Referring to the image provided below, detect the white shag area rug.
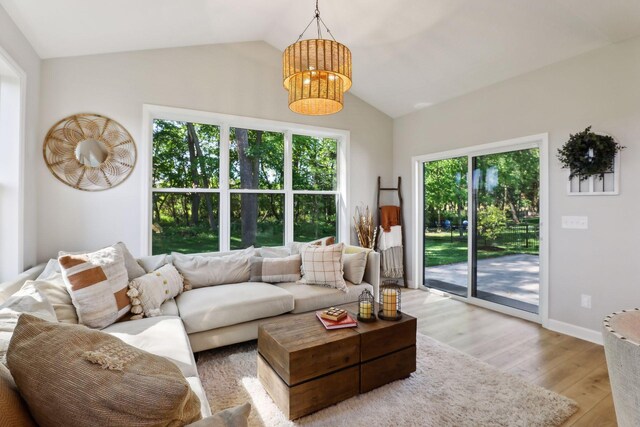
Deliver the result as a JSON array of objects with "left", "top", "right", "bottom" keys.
[{"left": 197, "top": 333, "right": 577, "bottom": 427}]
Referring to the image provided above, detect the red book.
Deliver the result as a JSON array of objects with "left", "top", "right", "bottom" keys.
[{"left": 316, "top": 311, "right": 357, "bottom": 330}]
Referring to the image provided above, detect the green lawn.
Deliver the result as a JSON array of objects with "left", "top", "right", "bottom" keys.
[
  {"left": 152, "top": 221, "right": 336, "bottom": 254},
  {"left": 152, "top": 224, "right": 220, "bottom": 255},
  {"left": 425, "top": 230, "right": 539, "bottom": 266}
]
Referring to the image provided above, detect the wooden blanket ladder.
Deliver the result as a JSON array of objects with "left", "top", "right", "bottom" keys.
[{"left": 375, "top": 176, "right": 408, "bottom": 287}]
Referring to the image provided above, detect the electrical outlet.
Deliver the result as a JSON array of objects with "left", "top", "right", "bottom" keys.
[
  {"left": 562, "top": 216, "right": 588, "bottom": 229},
  {"left": 581, "top": 294, "right": 592, "bottom": 309}
]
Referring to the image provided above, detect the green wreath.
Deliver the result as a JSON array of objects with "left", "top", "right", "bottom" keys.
[{"left": 557, "top": 126, "right": 624, "bottom": 181}]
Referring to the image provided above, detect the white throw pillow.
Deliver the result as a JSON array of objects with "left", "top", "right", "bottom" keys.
[
  {"left": 0, "top": 285, "right": 56, "bottom": 363},
  {"left": 23, "top": 276, "right": 78, "bottom": 324},
  {"left": 36, "top": 259, "right": 60, "bottom": 281},
  {"left": 299, "top": 243, "right": 347, "bottom": 292},
  {"left": 343, "top": 251, "right": 368, "bottom": 285},
  {"left": 171, "top": 247, "right": 255, "bottom": 288},
  {"left": 58, "top": 245, "right": 130, "bottom": 329},
  {"left": 137, "top": 253, "right": 171, "bottom": 273},
  {"left": 128, "top": 264, "right": 185, "bottom": 318},
  {"left": 113, "top": 242, "right": 147, "bottom": 280}
]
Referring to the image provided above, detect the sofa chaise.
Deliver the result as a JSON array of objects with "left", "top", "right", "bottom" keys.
[{"left": 0, "top": 244, "right": 380, "bottom": 420}]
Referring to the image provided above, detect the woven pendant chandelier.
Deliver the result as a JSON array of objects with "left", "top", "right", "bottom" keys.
[{"left": 283, "top": 0, "right": 352, "bottom": 115}]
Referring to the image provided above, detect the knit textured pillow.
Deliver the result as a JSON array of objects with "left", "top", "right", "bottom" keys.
[
  {"left": 298, "top": 243, "right": 347, "bottom": 292},
  {"left": 128, "top": 264, "right": 185, "bottom": 319},
  {"left": 0, "top": 363, "right": 36, "bottom": 427},
  {"left": 6, "top": 314, "right": 201, "bottom": 427},
  {"left": 249, "top": 255, "right": 301, "bottom": 283},
  {"left": 58, "top": 245, "right": 129, "bottom": 329}
]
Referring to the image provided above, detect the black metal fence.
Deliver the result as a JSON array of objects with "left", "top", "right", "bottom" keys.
[
  {"left": 434, "top": 222, "right": 539, "bottom": 251},
  {"left": 495, "top": 223, "right": 539, "bottom": 250}
]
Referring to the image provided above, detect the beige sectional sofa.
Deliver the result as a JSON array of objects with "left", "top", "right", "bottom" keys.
[{"left": 0, "top": 244, "right": 380, "bottom": 420}]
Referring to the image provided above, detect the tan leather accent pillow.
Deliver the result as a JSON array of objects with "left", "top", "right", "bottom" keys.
[
  {"left": 58, "top": 245, "right": 130, "bottom": 329},
  {"left": 6, "top": 314, "right": 202, "bottom": 427},
  {"left": 0, "top": 363, "right": 36, "bottom": 427}
]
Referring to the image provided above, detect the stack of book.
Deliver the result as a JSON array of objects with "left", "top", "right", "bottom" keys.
[{"left": 316, "top": 307, "right": 357, "bottom": 330}]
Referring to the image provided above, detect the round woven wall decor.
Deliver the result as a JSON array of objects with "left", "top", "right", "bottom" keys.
[{"left": 43, "top": 113, "right": 136, "bottom": 191}]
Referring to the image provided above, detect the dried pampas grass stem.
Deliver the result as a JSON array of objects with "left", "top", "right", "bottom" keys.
[{"left": 354, "top": 205, "right": 376, "bottom": 249}]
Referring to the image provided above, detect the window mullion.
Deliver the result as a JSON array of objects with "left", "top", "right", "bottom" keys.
[
  {"left": 338, "top": 135, "right": 350, "bottom": 244},
  {"left": 284, "top": 130, "right": 294, "bottom": 244},
  {"left": 219, "top": 123, "right": 231, "bottom": 251}
]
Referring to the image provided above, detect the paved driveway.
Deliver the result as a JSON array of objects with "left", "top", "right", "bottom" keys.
[{"left": 424, "top": 254, "right": 539, "bottom": 306}]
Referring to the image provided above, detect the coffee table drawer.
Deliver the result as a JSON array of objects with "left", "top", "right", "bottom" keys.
[
  {"left": 358, "top": 316, "right": 416, "bottom": 362},
  {"left": 258, "top": 354, "right": 360, "bottom": 420},
  {"left": 258, "top": 323, "right": 360, "bottom": 385},
  {"left": 360, "top": 345, "right": 416, "bottom": 393}
]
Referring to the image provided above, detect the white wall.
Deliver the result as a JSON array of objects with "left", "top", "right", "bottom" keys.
[
  {"left": 0, "top": 4, "right": 40, "bottom": 277},
  {"left": 37, "top": 42, "right": 393, "bottom": 260},
  {"left": 394, "top": 36, "right": 640, "bottom": 336}
]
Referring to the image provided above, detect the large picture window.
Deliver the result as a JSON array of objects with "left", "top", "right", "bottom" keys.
[{"left": 147, "top": 107, "right": 348, "bottom": 255}]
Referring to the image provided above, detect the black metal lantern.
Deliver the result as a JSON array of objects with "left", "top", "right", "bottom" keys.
[
  {"left": 357, "top": 289, "right": 376, "bottom": 322},
  {"left": 378, "top": 281, "right": 402, "bottom": 321}
]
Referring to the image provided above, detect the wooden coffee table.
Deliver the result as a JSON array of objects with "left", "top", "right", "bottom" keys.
[{"left": 257, "top": 303, "right": 416, "bottom": 420}]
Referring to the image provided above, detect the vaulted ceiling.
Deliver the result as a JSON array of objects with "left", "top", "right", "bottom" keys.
[{"left": 3, "top": 0, "right": 640, "bottom": 117}]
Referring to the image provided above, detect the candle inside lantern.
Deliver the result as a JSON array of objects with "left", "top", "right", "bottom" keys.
[
  {"left": 359, "top": 300, "right": 372, "bottom": 318},
  {"left": 382, "top": 288, "right": 398, "bottom": 318}
]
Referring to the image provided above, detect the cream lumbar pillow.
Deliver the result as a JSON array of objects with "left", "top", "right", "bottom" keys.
[
  {"left": 172, "top": 247, "right": 255, "bottom": 288},
  {"left": 343, "top": 251, "right": 368, "bottom": 285},
  {"left": 299, "top": 243, "right": 347, "bottom": 292},
  {"left": 128, "top": 264, "right": 185, "bottom": 319},
  {"left": 249, "top": 254, "right": 301, "bottom": 283},
  {"left": 58, "top": 245, "right": 130, "bottom": 329},
  {"left": 6, "top": 314, "right": 202, "bottom": 427}
]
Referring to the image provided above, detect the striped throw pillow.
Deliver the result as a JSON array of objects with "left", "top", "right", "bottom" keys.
[
  {"left": 249, "top": 254, "right": 301, "bottom": 283},
  {"left": 58, "top": 246, "right": 129, "bottom": 329}
]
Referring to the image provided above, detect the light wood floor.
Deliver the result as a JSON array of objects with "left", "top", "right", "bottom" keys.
[{"left": 402, "top": 289, "right": 616, "bottom": 426}]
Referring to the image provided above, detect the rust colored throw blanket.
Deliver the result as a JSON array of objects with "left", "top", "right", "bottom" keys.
[{"left": 380, "top": 206, "right": 400, "bottom": 232}]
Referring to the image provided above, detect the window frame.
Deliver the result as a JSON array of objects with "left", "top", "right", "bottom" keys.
[
  {"left": 0, "top": 47, "right": 26, "bottom": 281},
  {"left": 141, "top": 104, "right": 350, "bottom": 255}
]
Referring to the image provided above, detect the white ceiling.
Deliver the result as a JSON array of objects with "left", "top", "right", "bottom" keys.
[{"left": 3, "top": 0, "right": 640, "bottom": 118}]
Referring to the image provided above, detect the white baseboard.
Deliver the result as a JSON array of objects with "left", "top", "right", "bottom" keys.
[{"left": 545, "top": 319, "right": 603, "bottom": 345}]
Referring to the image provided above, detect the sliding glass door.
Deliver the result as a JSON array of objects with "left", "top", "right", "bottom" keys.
[
  {"left": 471, "top": 148, "right": 540, "bottom": 313},
  {"left": 422, "top": 142, "right": 543, "bottom": 317},
  {"left": 423, "top": 157, "right": 468, "bottom": 297}
]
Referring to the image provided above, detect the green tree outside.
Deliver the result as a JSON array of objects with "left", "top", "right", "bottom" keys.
[{"left": 151, "top": 120, "right": 338, "bottom": 254}]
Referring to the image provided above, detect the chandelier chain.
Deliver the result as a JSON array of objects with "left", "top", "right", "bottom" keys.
[{"left": 295, "top": 0, "right": 337, "bottom": 42}]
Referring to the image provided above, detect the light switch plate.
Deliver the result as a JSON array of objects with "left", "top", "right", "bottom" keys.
[{"left": 562, "top": 216, "right": 588, "bottom": 229}]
